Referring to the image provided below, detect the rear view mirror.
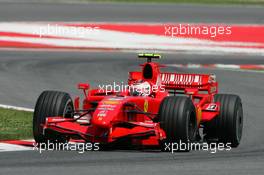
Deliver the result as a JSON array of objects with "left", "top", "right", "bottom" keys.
[
  {"left": 78, "top": 83, "right": 90, "bottom": 98},
  {"left": 78, "top": 83, "right": 90, "bottom": 90}
]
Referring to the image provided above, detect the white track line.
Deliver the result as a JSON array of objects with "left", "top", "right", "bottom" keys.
[
  {"left": 0, "top": 104, "right": 33, "bottom": 112},
  {"left": 0, "top": 143, "right": 32, "bottom": 152},
  {"left": 0, "top": 140, "right": 93, "bottom": 153}
]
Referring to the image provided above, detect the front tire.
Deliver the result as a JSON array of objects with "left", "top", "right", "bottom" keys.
[
  {"left": 33, "top": 91, "right": 74, "bottom": 144},
  {"left": 159, "top": 96, "right": 197, "bottom": 152}
]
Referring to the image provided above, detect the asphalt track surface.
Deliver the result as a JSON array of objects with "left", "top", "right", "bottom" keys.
[
  {"left": 0, "top": 2, "right": 264, "bottom": 175},
  {"left": 0, "top": 1, "right": 264, "bottom": 23}
]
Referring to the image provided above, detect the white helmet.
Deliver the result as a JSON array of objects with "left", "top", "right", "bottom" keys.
[{"left": 130, "top": 80, "right": 151, "bottom": 96}]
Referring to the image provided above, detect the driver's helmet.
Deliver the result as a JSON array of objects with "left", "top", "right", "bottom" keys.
[{"left": 129, "top": 80, "right": 151, "bottom": 96}]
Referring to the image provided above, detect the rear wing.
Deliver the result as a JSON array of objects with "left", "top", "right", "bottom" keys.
[
  {"left": 160, "top": 72, "right": 218, "bottom": 94},
  {"left": 129, "top": 72, "right": 218, "bottom": 94}
]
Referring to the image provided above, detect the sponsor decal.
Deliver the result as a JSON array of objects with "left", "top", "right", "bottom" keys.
[
  {"left": 103, "top": 100, "right": 120, "bottom": 105},
  {"left": 97, "top": 104, "right": 117, "bottom": 111},
  {"left": 197, "top": 107, "right": 202, "bottom": 122},
  {"left": 206, "top": 104, "right": 217, "bottom": 111},
  {"left": 210, "top": 86, "right": 217, "bottom": 93},
  {"left": 49, "top": 118, "right": 66, "bottom": 122},
  {"left": 99, "top": 104, "right": 116, "bottom": 108},
  {"left": 161, "top": 73, "right": 202, "bottom": 86},
  {"left": 108, "top": 97, "right": 123, "bottom": 101},
  {"left": 97, "top": 107, "right": 114, "bottom": 111},
  {"left": 97, "top": 110, "right": 107, "bottom": 117},
  {"left": 144, "top": 99, "right": 148, "bottom": 112}
]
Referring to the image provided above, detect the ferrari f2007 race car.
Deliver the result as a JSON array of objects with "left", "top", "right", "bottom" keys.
[{"left": 33, "top": 53, "right": 243, "bottom": 151}]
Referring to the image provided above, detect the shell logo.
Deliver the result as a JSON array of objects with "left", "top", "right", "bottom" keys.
[
  {"left": 103, "top": 100, "right": 119, "bottom": 105},
  {"left": 197, "top": 107, "right": 202, "bottom": 123},
  {"left": 144, "top": 99, "right": 148, "bottom": 112}
]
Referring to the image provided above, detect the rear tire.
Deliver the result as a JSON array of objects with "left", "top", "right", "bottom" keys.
[
  {"left": 204, "top": 94, "right": 243, "bottom": 147},
  {"left": 33, "top": 91, "right": 74, "bottom": 144},
  {"left": 159, "top": 96, "right": 197, "bottom": 152}
]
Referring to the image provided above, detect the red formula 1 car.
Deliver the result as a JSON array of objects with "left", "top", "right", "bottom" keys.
[{"left": 33, "top": 53, "right": 243, "bottom": 151}]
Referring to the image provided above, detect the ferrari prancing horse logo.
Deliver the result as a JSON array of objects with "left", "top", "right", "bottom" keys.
[{"left": 144, "top": 100, "right": 148, "bottom": 112}]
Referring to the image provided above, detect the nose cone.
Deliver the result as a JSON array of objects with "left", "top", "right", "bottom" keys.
[{"left": 92, "top": 97, "right": 124, "bottom": 128}]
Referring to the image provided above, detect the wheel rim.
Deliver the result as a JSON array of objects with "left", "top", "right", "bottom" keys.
[
  {"left": 188, "top": 112, "right": 196, "bottom": 141},
  {"left": 64, "top": 100, "right": 73, "bottom": 118}
]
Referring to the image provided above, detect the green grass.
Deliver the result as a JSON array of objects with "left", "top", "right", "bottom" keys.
[
  {"left": 82, "top": 0, "right": 264, "bottom": 5},
  {"left": 0, "top": 108, "right": 33, "bottom": 141}
]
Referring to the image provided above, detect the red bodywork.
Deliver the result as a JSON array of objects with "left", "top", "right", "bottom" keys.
[{"left": 43, "top": 60, "right": 219, "bottom": 146}]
